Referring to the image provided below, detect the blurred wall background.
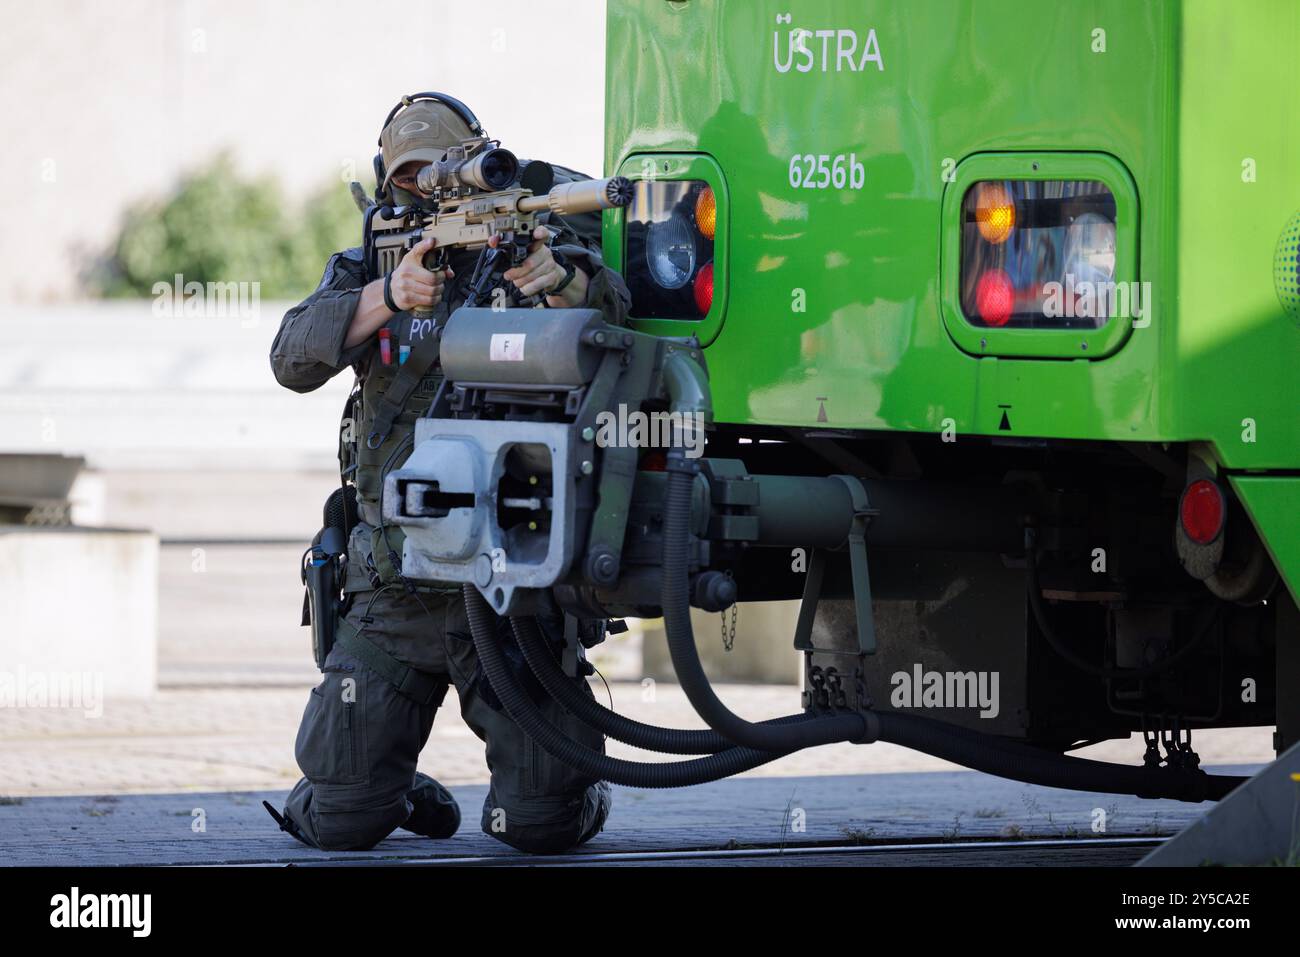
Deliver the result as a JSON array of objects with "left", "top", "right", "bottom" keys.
[{"left": 0, "top": 0, "right": 608, "bottom": 304}]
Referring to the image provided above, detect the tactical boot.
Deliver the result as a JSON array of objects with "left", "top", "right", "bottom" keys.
[
  {"left": 402, "top": 772, "right": 461, "bottom": 839},
  {"left": 572, "top": 780, "right": 612, "bottom": 848}
]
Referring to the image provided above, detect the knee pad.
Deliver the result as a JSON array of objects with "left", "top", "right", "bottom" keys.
[
  {"left": 480, "top": 781, "right": 611, "bottom": 854},
  {"left": 312, "top": 790, "right": 410, "bottom": 851}
]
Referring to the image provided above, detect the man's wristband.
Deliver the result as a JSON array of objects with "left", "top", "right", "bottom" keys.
[{"left": 382, "top": 272, "right": 401, "bottom": 314}]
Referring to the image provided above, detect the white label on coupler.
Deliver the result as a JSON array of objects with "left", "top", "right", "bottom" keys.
[{"left": 489, "top": 333, "right": 526, "bottom": 362}]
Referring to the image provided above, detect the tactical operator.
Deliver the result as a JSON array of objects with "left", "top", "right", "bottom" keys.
[{"left": 266, "top": 94, "right": 631, "bottom": 853}]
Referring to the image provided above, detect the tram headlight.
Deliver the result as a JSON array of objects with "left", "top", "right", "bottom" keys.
[{"left": 625, "top": 179, "right": 717, "bottom": 319}]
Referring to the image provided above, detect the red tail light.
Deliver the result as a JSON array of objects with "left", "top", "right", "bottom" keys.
[
  {"left": 1180, "top": 479, "right": 1225, "bottom": 545},
  {"left": 975, "top": 269, "right": 1014, "bottom": 327},
  {"left": 693, "top": 261, "right": 714, "bottom": 315}
]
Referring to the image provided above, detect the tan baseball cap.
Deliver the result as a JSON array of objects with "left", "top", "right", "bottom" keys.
[{"left": 380, "top": 100, "right": 476, "bottom": 190}]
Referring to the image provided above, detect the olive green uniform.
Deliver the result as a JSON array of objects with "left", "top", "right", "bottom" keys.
[{"left": 269, "top": 220, "right": 630, "bottom": 853}]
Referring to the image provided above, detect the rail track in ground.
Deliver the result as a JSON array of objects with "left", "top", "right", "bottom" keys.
[{"left": 275, "top": 836, "right": 1162, "bottom": 868}]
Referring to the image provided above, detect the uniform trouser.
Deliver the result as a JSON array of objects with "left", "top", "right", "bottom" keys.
[{"left": 283, "top": 586, "right": 611, "bottom": 854}]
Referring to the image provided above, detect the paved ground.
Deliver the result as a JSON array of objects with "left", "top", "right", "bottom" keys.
[{"left": 0, "top": 771, "right": 1255, "bottom": 867}]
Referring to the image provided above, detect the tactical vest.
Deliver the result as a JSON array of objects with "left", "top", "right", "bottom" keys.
[{"left": 342, "top": 300, "right": 456, "bottom": 594}]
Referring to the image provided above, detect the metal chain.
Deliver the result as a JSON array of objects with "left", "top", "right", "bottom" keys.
[{"left": 721, "top": 605, "right": 737, "bottom": 652}]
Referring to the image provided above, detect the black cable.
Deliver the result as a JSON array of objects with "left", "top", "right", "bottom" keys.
[
  {"left": 463, "top": 586, "right": 802, "bottom": 788},
  {"left": 590, "top": 663, "right": 614, "bottom": 712},
  {"left": 496, "top": 591, "right": 1245, "bottom": 801},
  {"left": 874, "top": 711, "right": 1244, "bottom": 802},
  {"left": 510, "top": 615, "right": 809, "bottom": 755}
]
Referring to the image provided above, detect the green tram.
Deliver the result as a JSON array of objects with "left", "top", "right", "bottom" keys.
[{"left": 381, "top": 0, "right": 1299, "bottom": 806}]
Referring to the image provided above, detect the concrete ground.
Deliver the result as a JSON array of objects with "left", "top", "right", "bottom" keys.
[{"left": 0, "top": 773, "right": 1234, "bottom": 867}]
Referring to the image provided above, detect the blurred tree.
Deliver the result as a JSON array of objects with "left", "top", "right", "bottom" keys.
[{"left": 95, "top": 153, "right": 368, "bottom": 299}]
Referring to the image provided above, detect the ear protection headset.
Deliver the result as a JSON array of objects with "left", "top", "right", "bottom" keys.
[{"left": 372, "top": 92, "right": 486, "bottom": 202}]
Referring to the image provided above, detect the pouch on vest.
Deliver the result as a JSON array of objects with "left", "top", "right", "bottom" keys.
[{"left": 353, "top": 318, "right": 446, "bottom": 517}]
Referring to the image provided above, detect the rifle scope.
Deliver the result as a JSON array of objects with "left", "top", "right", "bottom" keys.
[{"left": 416, "top": 147, "right": 520, "bottom": 195}]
